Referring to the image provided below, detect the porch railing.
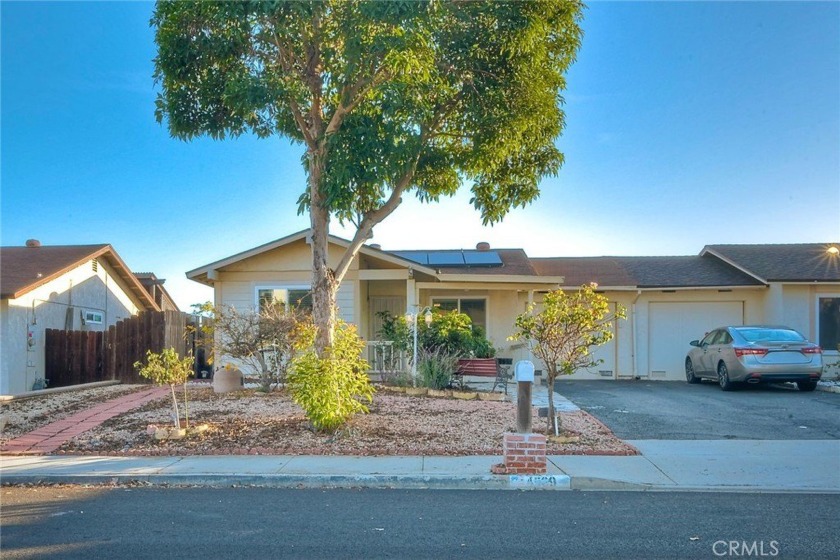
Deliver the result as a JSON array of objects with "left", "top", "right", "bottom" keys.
[{"left": 365, "top": 341, "right": 408, "bottom": 376}]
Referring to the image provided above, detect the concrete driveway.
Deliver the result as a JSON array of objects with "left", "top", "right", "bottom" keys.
[{"left": 554, "top": 380, "right": 840, "bottom": 440}]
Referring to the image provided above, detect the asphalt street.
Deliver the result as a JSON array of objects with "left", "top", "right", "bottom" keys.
[
  {"left": 2, "top": 487, "right": 838, "bottom": 559},
  {"left": 554, "top": 380, "right": 840, "bottom": 440}
]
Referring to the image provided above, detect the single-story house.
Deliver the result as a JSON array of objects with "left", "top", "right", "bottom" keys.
[
  {"left": 0, "top": 240, "right": 168, "bottom": 394},
  {"left": 186, "top": 230, "right": 840, "bottom": 381}
]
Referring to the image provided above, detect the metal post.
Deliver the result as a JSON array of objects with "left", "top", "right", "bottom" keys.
[
  {"left": 411, "top": 313, "right": 418, "bottom": 387},
  {"left": 517, "top": 381, "right": 532, "bottom": 433},
  {"left": 514, "top": 361, "right": 535, "bottom": 433}
]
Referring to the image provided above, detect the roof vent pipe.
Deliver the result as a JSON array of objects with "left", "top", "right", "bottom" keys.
[
  {"left": 25, "top": 239, "right": 41, "bottom": 248},
  {"left": 476, "top": 242, "right": 490, "bottom": 251}
]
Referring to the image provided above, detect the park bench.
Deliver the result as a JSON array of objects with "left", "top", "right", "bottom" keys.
[{"left": 453, "top": 357, "right": 513, "bottom": 393}]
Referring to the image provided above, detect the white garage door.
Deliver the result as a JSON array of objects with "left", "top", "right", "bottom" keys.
[{"left": 648, "top": 302, "right": 744, "bottom": 380}]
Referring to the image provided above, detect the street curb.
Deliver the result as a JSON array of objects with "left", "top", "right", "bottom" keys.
[
  {"left": 569, "top": 476, "right": 840, "bottom": 494},
  {"left": 3, "top": 473, "right": 833, "bottom": 493},
  {"left": 0, "top": 473, "right": 571, "bottom": 491}
]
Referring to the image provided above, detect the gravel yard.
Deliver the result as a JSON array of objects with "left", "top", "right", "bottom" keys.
[{"left": 3, "top": 384, "right": 637, "bottom": 457}]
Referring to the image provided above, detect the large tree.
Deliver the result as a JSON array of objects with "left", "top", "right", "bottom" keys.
[{"left": 153, "top": 0, "right": 584, "bottom": 353}]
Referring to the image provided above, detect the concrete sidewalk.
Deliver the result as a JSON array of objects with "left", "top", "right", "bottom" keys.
[
  {"left": 1, "top": 382, "right": 837, "bottom": 492},
  {"left": 2, "top": 440, "right": 838, "bottom": 492}
]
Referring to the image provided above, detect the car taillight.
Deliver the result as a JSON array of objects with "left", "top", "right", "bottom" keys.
[
  {"left": 802, "top": 347, "right": 822, "bottom": 354},
  {"left": 734, "top": 347, "right": 768, "bottom": 358}
]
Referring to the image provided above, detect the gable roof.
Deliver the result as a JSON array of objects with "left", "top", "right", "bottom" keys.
[
  {"left": 1, "top": 244, "right": 159, "bottom": 310},
  {"left": 186, "top": 229, "right": 439, "bottom": 286},
  {"left": 185, "top": 228, "right": 840, "bottom": 291},
  {"left": 532, "top": 255, "right": 764, "bottom": 289},
  {"left": 702, "top": 243, "right": 840, "bottom": 283}
]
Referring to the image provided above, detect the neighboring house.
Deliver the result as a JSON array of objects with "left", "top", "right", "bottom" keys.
[
  {"left": 134, "top": 272, "right": 180, "bottom": 312},
  {"left": 0, "top": 240, "right": 160, "bottom": 394},
  {"left": 186, "top": 230, "right": 840, "bottom": 382}
]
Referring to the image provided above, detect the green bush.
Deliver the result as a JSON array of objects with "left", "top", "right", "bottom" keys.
[
  {"left": 376, "top": 309, "right": 495, "bottom": 359},
  {"left": 417, "top": 348, "right": 459, "bottom": 389},
  {"left": 134, "top": 348, "right": 194, "bottom": 429},
  {"left": 288, "top": 320, "right": 375, "bottom": 432}
]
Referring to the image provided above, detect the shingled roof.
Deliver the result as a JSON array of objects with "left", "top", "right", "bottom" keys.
[
  {"left": 0, "top": 243, "right": 159, "bottom": 310},
  {"left": 702, "top": 243, "right": 840, "bottom": 282},
  {"left": 532, "top": 255, "right": 764, "bottom": 288}
]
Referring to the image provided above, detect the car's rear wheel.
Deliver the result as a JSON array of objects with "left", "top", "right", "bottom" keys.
[
  {"left": 717, "top": 362, "right": 734, "bottom": 391},
  {"left": 797, "top": 380, "right": 818, "bottom": 392},
  {"left": 685, "top": 359, "right": 700, "bottom": 384}
]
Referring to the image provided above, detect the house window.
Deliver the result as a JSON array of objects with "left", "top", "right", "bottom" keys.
[
  {"left": 84, "top": 311, "right": 103, "bottom": 324},
  {"left": 256, "top": 286, "right": 312, "bottom": 313},
  {"left": 818, "top": 296, "right": 840, "bottom": 352},
  {"left": 431, "top": 298, "right": 487, "bottom": 332}
]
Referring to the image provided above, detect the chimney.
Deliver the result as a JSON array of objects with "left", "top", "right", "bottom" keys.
[
  {"left": 476, "top": 242, "right": 490, "bottom": 251},
  {"left": 25, "top": 239, "right": 41, "bottom": 248}
]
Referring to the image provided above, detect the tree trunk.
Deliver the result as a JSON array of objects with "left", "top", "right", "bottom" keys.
[{"left": 308, "top": 146, "right": 337, "bottom": 356}]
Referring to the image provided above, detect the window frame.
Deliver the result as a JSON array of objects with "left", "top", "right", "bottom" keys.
[
  {"left": 430, "top": 296, "right": 489, "bottom": 332},
  {"left": 83, "top": 310, "right": 103, "bottom": 325},
  {"left": 816, "top": 293, "right": 840, "bottom": 354}
]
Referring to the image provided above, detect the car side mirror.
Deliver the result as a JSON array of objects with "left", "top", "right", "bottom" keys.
[{"left": 689, "top": 340, "right": 700, "bottom": 347}]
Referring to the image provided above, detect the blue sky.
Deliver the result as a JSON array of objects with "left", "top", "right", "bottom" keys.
[{"left": 2, "top": 1, "right": 838, "bottom": 309}]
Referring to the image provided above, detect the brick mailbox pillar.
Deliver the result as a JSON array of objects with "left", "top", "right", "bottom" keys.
[
  {"left": 496, "top": 360, "right": 547, "bottom": 475},
  {"left": 502, "top": 433, "right": 547, "bottom": 474}
]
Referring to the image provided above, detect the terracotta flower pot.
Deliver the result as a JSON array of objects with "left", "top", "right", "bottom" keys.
[{"left": 213, "top": 367, "right": 244, "bottom": 394}]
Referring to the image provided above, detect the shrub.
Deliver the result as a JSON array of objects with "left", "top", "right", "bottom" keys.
[
  {"left": 134, "top": 348, "right": 194, "bottom": 429},
  {"left": 417, "top": 348, "right": 459, "bottom": 389},
  {"left": 288, "top": 320, "right": 375, "bottom": 432},
  {"left": 376, "top": 309, "right": 495, "bottom": 359}
]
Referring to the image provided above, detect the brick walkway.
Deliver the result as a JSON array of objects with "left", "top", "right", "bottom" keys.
[{"left": 0, "top": 386, "right": 170, "bottom": 455}]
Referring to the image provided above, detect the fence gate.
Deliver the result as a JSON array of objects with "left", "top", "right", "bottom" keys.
[{"left": 44, "top": 329, "right": 105, "bottom": 388}]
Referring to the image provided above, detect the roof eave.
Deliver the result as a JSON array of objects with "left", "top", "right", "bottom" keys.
[
  {"left": 700, "top": 247, "right": 768, "bottom": 283},
  {"left": 4, "top": 245, "right": 160, "bottom": 311}
]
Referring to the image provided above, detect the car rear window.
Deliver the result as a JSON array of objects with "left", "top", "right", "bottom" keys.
[{"left": 736, "top": 328, "right": 805, "bottom": 343}]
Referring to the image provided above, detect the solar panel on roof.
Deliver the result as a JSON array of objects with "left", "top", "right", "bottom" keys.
[
  {"left": 391, "top": 251, "right": 428, "bottom": 265},
  {"left": 463, "top": 251, "right": 503, "bottom": 266},
  {"left": 427, "top": 252, "right": 465, "bottom": 266}
]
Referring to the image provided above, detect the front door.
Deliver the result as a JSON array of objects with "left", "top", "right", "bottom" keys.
[{"left": 369, "top": 296, "right": 406, "bottom": 340}]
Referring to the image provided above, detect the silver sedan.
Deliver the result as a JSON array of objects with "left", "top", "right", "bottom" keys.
[{"left": 685, "top": 325, "right": 823, "bottom": 391}]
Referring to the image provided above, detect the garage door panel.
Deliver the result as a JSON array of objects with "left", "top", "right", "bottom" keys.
[{"left": 648, "top": 302, "right": 743, "bottom": 380}]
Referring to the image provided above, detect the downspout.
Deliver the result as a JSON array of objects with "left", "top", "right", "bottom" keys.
[{"left": 631, "top": 290, "right": 642, "bottom": 379}]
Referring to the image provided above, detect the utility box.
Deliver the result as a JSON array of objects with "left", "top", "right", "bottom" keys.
[{"left": 515, "top": 360, "right": 535, "bottom": 383}]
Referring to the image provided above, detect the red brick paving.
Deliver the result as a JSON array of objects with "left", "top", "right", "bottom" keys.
[{"left": 0, "top": 386, "right": 169, "bottom": 455}]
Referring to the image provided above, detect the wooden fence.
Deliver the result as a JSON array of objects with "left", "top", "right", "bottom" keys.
[{"left": 45, "top": 311, "right": 205, "bottom": 388}]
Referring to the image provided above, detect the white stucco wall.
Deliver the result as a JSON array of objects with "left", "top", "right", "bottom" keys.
[{"left": 0, "top": 259, "right": 142, "bottom": 395}]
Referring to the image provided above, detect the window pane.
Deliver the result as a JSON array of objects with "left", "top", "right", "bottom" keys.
[
  {"left": 258, "top": 289, "right": 286, "bottom": 312},
  {"left": 434, "top": 299, "right": 458, "bottom": 312},
  {"left": 819, "top": 297, "right": 840, "bottom": 351},
  {"left": 288, "top": 289, "right": 312, "bottom": 312},
  {"left": 460, "top": 299, "right": 487, "bottom": 331}
]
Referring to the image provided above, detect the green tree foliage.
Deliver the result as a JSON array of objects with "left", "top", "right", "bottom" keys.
[
  {"left": 134, "top": 348, "right": 195, "bottom": 429},
  {"left": 511, "top": 284, "right": 625, "bottom": 434},
  {"left": 288, "top": 320, "right": 375, "bottom": 431},
  {"left": 152, "top": 0, "right": 585, "bottom": 353}
]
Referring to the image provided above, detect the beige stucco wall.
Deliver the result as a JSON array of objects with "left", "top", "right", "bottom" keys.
[{"left": 0, "top": 259, "right": 142, "bottom": 395}]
